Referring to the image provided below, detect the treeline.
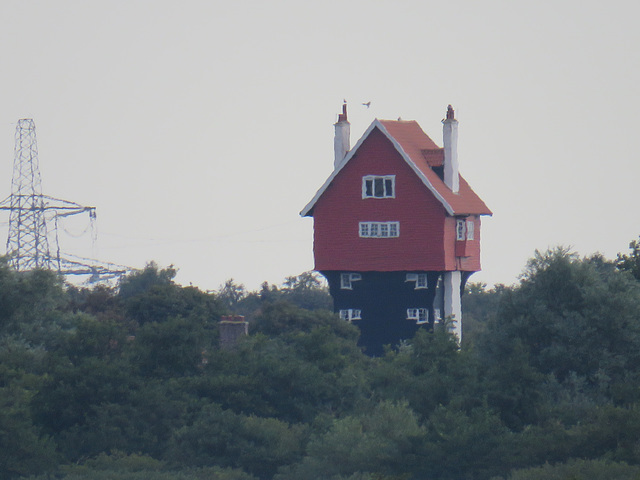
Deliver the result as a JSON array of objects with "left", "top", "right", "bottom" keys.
[{"left": 2, "top": 242, "right": 640, "bottom": 479}]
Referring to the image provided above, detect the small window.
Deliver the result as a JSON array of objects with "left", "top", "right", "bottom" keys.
[
  {"left": 340, "top": 309, "right": 362, "bottom": 321},
  {"left": 340, "top": 273, "right": 362, "bottom": 290},
  {"left": 456, "top": 219, "right": 466, "bottom": 241},
  {"left": 466, "top": 220, "right": 474, "bottom": 240},
  {"left": 407, "top": 308, "right": 428, "bottom": 324},
  {"left": 359, "top": 222, "right": 400, "bottom": 238},
  {"left": 406, "top": 273, "right": 428, "bottom": 289},
  {"left": 362, "top": 175, "right": 395, "bottom": 198}
]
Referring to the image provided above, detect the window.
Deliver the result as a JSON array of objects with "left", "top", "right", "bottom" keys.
[
  {"left": 359, "top": 221, "right": 400, "bottom": 238},
  {"left": 466, "top": 220, "right": 474, "bottom": 240},
  {"left": 456, "top": 219, "right": 466, "bottom": 241},
  {"left": 339, "top": 309, "right": 362, "bottom": 321},
  {"left": 407, "top": 308, "right": 428, "bottom": 324},
  {"left": 363, "top": 175, "right": 395, "bottom": 198},
  {"left": 406, "top": 273, "right": 428, "bottom": 289},
  {"left": 340, "top": 272, "right": 362, "bottom": 289}
]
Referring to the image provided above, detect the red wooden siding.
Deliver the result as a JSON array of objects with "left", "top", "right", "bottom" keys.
[{"left": 314, "top": 127, "right": 459, "bottom": 271}]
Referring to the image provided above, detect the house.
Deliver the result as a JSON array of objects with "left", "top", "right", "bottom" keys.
[{"left": 301, "top": 104, "right": 491, "bottom": 355}]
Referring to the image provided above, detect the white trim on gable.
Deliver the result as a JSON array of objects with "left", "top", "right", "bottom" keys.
[{"left": 300, "top": 119, "right": 455, "bottom": 217}]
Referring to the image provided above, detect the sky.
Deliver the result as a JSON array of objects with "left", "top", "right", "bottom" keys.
[{"left": 1, "top": 0, "right": 639, "bottom": 292}]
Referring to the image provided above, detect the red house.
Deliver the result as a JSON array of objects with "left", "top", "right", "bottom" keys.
[{"left": 301, "top": 105, "right": 491, "bottom": 354}]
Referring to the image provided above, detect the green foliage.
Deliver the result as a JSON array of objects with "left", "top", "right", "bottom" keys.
[
  {"left": 476, "top": 247, "right": 640, "bottom": 428},
  {"left": 0, "top": 382, "right": 57, "bottom": 478},
  {"left": 223, "top": 272, "right": 333, "bottom": 318},
  {"left": 168, "top": 404, "right": 308, "bottom": 479},
  {"left": 23, "top": 452, "right": 256, "bottom": 480},
  {"left": 462, "top": 282, "right": 505, "bottom": 344},
  {"left": 190, "top": 305, "right": 368, "bottom": 424},
  {"left": 277, "top": 401, "right": 423, "bottom": 480},
  {"left": 6, "top": 242, "right": 640, "bottom": 480},
  {"left": 217, "top": 278, "right": 248, "bottom": 310},
  {"left": 616, "top": 236, "right": 640, "bottom": 281},
  {"left": 494, "top": 458, "right": 640, "bottom": 480},
  {"left": 118, "top": 262, "right": 222, "bottom": 326}
]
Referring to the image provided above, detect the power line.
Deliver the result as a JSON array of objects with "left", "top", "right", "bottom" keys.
[{"left": 0, "top": 119, "right": 130, "bottom": 282}]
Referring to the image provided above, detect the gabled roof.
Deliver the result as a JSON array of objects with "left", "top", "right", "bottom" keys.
[{"left": 301, "top": 118, "right": 492, "bottom": 217}]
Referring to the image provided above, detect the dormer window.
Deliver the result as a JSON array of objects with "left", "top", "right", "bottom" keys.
[{"left": 362, "top": 175, "right": 395, "bottom": 198}]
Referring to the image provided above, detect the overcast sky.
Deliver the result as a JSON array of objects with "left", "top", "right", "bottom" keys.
[{"left": 1, "top": 0, "right": 639, "bottom": 291}]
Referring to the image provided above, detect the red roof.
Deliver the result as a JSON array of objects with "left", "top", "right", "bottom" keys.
[{"left": 301, "top": 118, "right": 492, "bottom": 217}]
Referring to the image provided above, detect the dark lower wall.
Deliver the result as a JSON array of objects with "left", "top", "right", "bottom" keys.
[{"left": 321, "top": 270, "right": 443, "bottom": 356}]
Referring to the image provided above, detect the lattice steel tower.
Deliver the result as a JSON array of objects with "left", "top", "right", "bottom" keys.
[
  {"left": 5, "top": 119, "right": 51, "bottom": 270},
  {"left": 0, "top": 119, "right": 128, "bottom": 281}
]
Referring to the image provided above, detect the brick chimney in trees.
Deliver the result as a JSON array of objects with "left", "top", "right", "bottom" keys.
[
  {"left": 442, "top": 105, "right": 459, "bottom": 194},
  {"left": 334, "top": 102, "right": 350, "bottom": 169},
  {"left": 219, "top": 315, "right": 248, "bottom": 350}
]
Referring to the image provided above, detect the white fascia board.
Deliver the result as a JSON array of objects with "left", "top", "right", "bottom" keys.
[
  {"left": 374, "top": 121, "right": 455, "bottom": 216},
  {"left": 300, "top": 119, "right": 455, "bottom": 217}
]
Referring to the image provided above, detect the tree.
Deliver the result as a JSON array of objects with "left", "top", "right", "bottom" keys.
[
  {"left": 616, "top": 236, "right": 640, "bottom": 281},
  {"left": 217, "top": 279, "right": 247, "bottom": 310},
  {"left": 476, "top": 248, "right": 640, "bottom": 429},
  {"left": 496, "top": 458, "right": 640, "bottom": 480},
  {"left": 167, "top": 404, "right": 308, "bottom": 479},
  {"left": 276, "top": 401, "right": 424, "bottom": 480},
  {"left": 0, "top": 381, "right": 58, "bottom": 478}
]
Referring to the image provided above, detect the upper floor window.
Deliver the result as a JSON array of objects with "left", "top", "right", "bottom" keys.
[
  {"left": 341, "top": 272, "right": 362, "bottom": 289},
  {"left": 456, "top": 219, "right": 466, "bottom": 241},
  {"left": 359, "top": 221, "right": 400, "bottom": 238},
  {"left": 457, "top": 218, "right": 475, "bottom": 241},
  {"left": 466, "top": 220, "right": 475, "bottom": 240},
  {"left": 362, "top": 175, "right": 395, "bottom": 198},
  {"left": 406, "top": 273, "right": 428, "bottom": 289}
]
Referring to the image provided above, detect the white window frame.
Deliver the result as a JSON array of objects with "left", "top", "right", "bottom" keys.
[
  {"left": 405, "top": 273, "right": 428, "bottom": 289},
  {"left": 362, "top": 175, "right": 395, "bottom": 199},
  {"left": 339, "top": 309, "right": 362, "bottom": 321},
  {"left": 359, "top": 221, "right": 400, "bottom": 238},
  {"left": 340, "top": 272, "right": 362, "bottom": 290},
  {"left": 456, "top": 219, "right": 466, "bottom": 241},
  {"left": 406, "top": 308, "right": 428, "bottom": 324},
  {"left": 466, "top": 219, "right": 475, "bottom": 240}
]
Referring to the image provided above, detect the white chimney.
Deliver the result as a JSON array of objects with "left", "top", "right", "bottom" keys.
[
  {"left": 442, "top": 105, "right": 459, "bottom": 193},
  {"left": 334, "top": 103, "right": 350, "bottom": 169}
]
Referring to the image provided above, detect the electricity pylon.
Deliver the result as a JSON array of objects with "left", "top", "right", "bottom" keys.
[{"left": 0, "top": 119, "right": 129, "bottom": 281}]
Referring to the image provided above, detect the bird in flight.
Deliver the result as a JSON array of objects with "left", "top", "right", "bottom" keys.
[{"left": 362, "top": 101, "right": 371, "bottom": 108}]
